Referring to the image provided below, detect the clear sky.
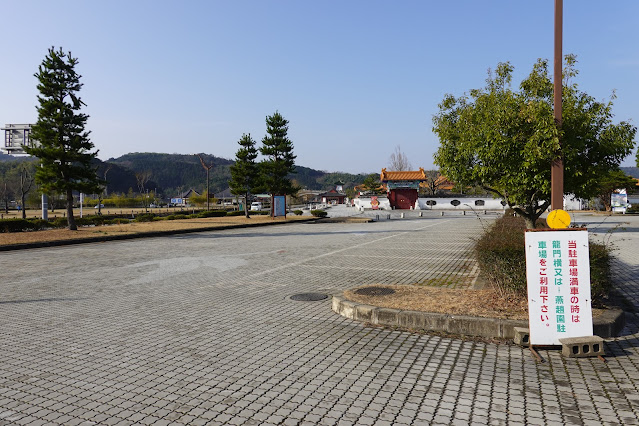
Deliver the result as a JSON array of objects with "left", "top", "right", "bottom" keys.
[{"left": 1, "top": 1, "right": 637, "bottom": 174}]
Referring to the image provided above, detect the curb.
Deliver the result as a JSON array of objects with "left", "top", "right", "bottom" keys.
[
  {"left": 332, "top": 293, "right": 626, "bottom": 340},
  {"left": 0, "top": 217, "right": 320, "bottom": 252}
]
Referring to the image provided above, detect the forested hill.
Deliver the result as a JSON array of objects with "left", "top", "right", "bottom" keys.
[
  {"left": 621, "top": 166, "right": 639, "bottom": 179},
  {"left": 105, "top": 152, "right": 371, "bottom": 196}
]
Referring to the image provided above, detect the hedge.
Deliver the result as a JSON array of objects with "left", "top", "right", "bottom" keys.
[{"left": 475, "top": 213, "right": 612, "bottom": 305}]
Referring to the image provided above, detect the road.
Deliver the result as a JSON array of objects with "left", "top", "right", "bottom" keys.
[{"left": 0, "top": 211, "right": 638, "bottom": 425}]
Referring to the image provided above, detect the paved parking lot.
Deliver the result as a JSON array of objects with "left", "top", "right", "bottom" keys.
[{"left": 1, "top": 211, "right": 638, "bottom": 425}]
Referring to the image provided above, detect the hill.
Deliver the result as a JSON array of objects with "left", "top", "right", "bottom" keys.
[
  {"left": 106, "top": 152, "right": 371, "bottom": 197},
  {"left": 0, "top": 151, "right": 372, "bottom": 198},
  {"left": 621, "top": 166, "right": 639, "bottom": 179}
]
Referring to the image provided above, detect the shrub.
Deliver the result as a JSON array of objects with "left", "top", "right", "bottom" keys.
[
  {"left": 292, "top": 210, "right": 303, "bottom": 216},
  {"left": 311, "top": 210, "right": 327, "bottom": 217},
  {"left": 475, "top": 213, "right": 612, "bottom": 305},
  {"left": 167, "top": 214, "right": 188, "bottom": 220},
  {"left": 198, "top": 210, "right": 227, "bottom": 218},
  {"left": 227, "top": 210, "right": 269, "bottom": 216},
  {"left": 0, "top": 218, "right": 41, "bottom": 233},
  {"left": 135, "top": 213, "right": 155, "bottom": 222},
  {"left": 51, "top": 217, "right": 70, "bottom": 228}
]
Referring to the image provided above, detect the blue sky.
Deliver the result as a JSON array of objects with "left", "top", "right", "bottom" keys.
[{"left": 1, "top": 1, "right": 637, "bottom": 174}]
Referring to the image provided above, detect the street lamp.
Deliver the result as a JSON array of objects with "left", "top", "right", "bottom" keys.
[{"left": 551, "top": 0, "right": 564, "bottom": 211}]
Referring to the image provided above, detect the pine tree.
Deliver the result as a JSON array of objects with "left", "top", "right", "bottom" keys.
[
  {"left": 259, "top": 111, "right": 297, "bottom": 199},
  {"left": 229, "top": 133, "right": 260, "bottom": 218},
  {"left": 26, "top": 47, "right": 103, "bottom": 230}
]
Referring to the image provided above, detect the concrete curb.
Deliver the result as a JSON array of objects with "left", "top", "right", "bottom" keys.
[
  {"left": 0, "top": 217, "right": 320, "bottom": 252},
  {"left": 316, "top": 217, "right": 373, "bottom": 223},
  {"left": 332, "top": 293, "right": 626, "bottom": 340}
]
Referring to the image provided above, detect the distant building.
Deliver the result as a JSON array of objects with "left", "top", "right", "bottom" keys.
[
  {"left": 318, "top": 180, "right": 347, "bottom": 204},
  {"left": 171, "top": 189, "right": 200, "bottom": 206},
  {"left": 380, "top": 168, "right": 427, "bottom": 209},
  {"left": 1, "top": 124, "right": 34, "bottom": 154}
]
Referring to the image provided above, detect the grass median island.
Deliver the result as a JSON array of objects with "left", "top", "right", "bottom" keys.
[{"left": 346, "top": 211, "right": 613, "bottom": 320}]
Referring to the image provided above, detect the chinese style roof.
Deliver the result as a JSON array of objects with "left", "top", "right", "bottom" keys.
[
  {"left": 380, "top": 168, "right": 427, "bottom": 182},
  {"left": 319, "top": 189, "right": 346, "bottom": 197}
]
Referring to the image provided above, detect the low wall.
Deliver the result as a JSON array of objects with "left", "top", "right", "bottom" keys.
[{"left": 417, "top": 197, "right": 506, "bottom": 210}]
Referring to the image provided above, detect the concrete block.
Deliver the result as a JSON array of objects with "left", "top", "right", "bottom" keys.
[
  {"left": 372, "top": 308, "right": 401, "bottom": 326},
  {"left": 331, "top": 295, "right": 343, "bottom": 314},
  {"left": 354, "top": 304, "right": 376, "bottom": 322},
  {"left": 513, "top": 327, "right": 530, "bottom": 347},
  {"left": 340, "top": 300, "right": 358, "bottom": 320},
  {"left": 559, "top": 336, "right": 605, "bottom": 358},
  {"left": 447, "top": 315, "right": 501, "bottom": 338}
]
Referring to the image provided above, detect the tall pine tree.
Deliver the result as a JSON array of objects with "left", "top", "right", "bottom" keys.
[
  {"left": 259, "top": 111, "right": 297, "bottom": 214},
  {"left": 27, "top": 47, "right": 102, "bottom": 230},
  {"left": 229, "top": 133, "right": 260, "bottom": 218}
]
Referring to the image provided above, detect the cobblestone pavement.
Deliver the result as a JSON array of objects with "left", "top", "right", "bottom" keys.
[{"left": 1, "top": 212, "right": 638, "bottom": 425}]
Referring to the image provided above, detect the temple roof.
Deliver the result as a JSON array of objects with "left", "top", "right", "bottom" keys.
[{"left": 380, "top": 167, "right": 427, "bottom": 182}]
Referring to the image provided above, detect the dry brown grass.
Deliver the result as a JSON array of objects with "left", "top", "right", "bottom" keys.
[
  {"left": 0, "top": 215, "right": 310, "bottom": 246},
  {"left": 344, "top": 284, "right": 605, "bottom": 320}
]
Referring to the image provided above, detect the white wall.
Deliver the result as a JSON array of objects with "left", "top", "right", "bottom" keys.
[
  {"left": 353, "top": 197, "right": 392, "bottom": 211},
  {"left": 416, "top": 198, "right": 506, "bottom": 210}
]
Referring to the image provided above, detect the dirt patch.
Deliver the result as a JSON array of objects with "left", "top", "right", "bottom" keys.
[
  {"left": 0, "top": 215, "right": 311, "bottom": 246},
  {"left": 344, "top": 284, "right": 604, "bottom": 320}
]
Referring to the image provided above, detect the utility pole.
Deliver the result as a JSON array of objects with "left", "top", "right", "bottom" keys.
[
  {"left": 196, "top": 154, "right": 214, "bottom": 211},
  {"left": 551, "top": 0, "right": 564, "bottom": 211}
]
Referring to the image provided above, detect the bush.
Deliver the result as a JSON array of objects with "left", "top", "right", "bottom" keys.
[
  {"left": 0, "top": 218, "right": 43, "bottom": 233},
  {"left": 51, "top": 217, "right": 70, "bottom": 228},
  {"left": 198, "top": 210, "right": 227, "bottom": 218},
  {"left": 311, "top": 210, "right": 327, "bottom": 217},
  {"left": 475, "top": 214, "right": 612, "bottom": 305},
  {"left": 227, "top": 210, "right": 270, "bottom": 216},
  {"left": 135, "top": 213, "right": 155, "bottom": 222},
  {"left": 292, "top": 210, "right": 303, "bottom": 216},
  {"left": 167, "top": 214, "right": 188, "bottom": 220}
]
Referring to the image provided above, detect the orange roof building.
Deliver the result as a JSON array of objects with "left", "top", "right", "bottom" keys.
[
  {"left": 380, "top": 168, "right": 427, "bottom": 182},
  {"left": 380, "top": 168, "right": 428, "bottom": 210}
]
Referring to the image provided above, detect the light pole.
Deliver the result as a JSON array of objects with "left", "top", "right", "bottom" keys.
[
  {"left": 551, "top": 0, "right": 564, "bottom": 211},
  {"left": 197, "top": 154, "right": 214, "bottom": 211}
]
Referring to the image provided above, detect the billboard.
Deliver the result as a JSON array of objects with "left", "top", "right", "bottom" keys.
[
  {"left": 273, "top": 196, "right": 286, "bottom": 217},
  {"left": 525, "top": 229, "right": 593, "bottom": 345}
]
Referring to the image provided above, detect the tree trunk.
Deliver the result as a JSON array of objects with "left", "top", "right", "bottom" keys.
[
  {"left": 66, "top": 189, "right": 77, "bottom": 230},
  {"left": 21, "top": 193, "right": 26, "bottom": 219},
  {"left": 524, "top": 216, "right": 536, "bottom": 230},
  {"left": 244, "top": 195, "right": 250, "bottom": 219}
]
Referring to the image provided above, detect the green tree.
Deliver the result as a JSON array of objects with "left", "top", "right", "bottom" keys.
[
  {"left": 433, "top": 56, "right": 636, "bottom": 228},
  {"left": 229, "top": 133, "right": 260, "bottom": 218},
  {"left": 362, "top": 173, "right": 385, "bottom": 195},
  {"left": 26, "top": 47, "right": 103, "bottom": 230},
  {"left": 595, "top": 169, "right": 637, "bottom": 211},
  {"left": 260, "top": 111, "right": 298, "bottom": 210}
]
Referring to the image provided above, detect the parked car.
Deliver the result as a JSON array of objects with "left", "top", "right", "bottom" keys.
[
  {"left": 250, "top": 202, "right": 263, "bottom": 211},
  {"left": 94, "top": 204, "right": 104, "bottom": 209}
]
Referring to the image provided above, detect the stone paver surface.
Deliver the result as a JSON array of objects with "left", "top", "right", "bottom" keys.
[{"left": 1, "top": 209, "right": 638, "bottom": 425}]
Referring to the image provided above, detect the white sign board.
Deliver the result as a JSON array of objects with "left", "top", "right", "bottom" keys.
[{"left": 525, "top": 229, "right": 593, "bottom": 345}]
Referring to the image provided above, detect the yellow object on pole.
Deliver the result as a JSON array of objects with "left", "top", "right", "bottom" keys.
[{"left": 546, "top": 209, "right": 571, "bottom": 229}]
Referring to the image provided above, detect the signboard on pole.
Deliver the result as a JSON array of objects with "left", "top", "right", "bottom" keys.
[
  {"left": 273, "top": 195, "right": 286, "bottom": 217},
  {"left": 525, "top": 229, "right": 593, "bottom": 345}
]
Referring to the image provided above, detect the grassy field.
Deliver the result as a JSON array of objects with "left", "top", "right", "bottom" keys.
[
  {"left": 0, "top": 213, "right": 309, "bottom": 246},
  {"left": 0, "top": 206, "right": 236, "bottom": 220}
]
